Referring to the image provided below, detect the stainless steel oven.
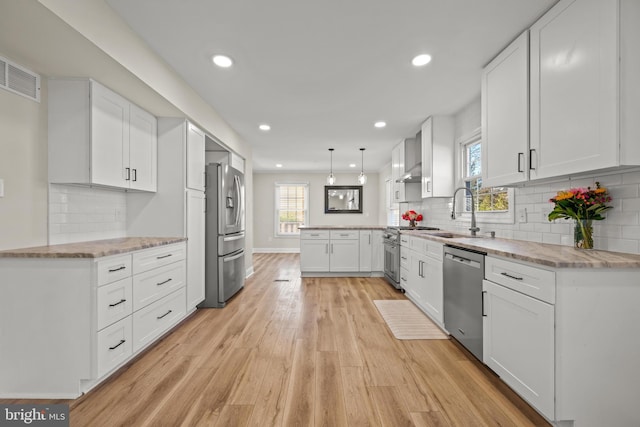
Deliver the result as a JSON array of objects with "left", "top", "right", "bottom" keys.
[{"left": 383, "top": 231, "right": 400, "bottom": 289}]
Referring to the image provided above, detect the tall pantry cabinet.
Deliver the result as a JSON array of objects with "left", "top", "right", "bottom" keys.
[{"left": 127, "top": 119, "right": 206, "bottom": 312}]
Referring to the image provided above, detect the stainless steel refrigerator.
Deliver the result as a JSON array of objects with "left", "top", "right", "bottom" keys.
[{"left": 199, "top": 163, "right": 245, "bottom": 308}]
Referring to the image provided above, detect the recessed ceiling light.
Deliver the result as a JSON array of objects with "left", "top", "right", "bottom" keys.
[
  {"left": 349, "top": 163, "right": 356, "bottom": 168},
  {"left": 374, "top": 121, "right": 386, "bottom": 128},
  {"left": 412, "top": 54, "right": 432, "bottom": 67},
  {"left": 276, "top": 164, "right": 283, "bottom": 168},
  {"left": 259, "top": 124, "right": 271, "bottom": 131},
  {"left": 212, "top": 55, "right": 233, "bottom": 68}
]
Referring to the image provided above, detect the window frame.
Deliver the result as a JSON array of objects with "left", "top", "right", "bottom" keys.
[
  {"left": 274, "top": 182, "right": 309, "bottom": 237},
  {"left": 455, "top": 129, "right": 515, "bottom": 225}
]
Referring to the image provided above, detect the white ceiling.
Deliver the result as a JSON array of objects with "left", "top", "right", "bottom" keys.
[{"left": 106, "top": 0, "right": 557, "bottom": 173}]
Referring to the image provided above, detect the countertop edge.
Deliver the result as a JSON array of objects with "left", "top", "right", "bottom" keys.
[
  {"left": 0, "top": 237, "right": 187, "bottom": 259},
  {"left": 400, "top": 230, "right": 640, "bottom": 269}
]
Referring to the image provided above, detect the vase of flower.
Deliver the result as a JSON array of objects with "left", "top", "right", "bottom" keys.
[
  {"left": 402, "top": 210, "right": 423, "bottom": 228},
  {"left": 548, "top": 182, "right": 612, "bottom": 250},
  {"left": 574, "top": 219, "right": 594, "bottom": 249}
]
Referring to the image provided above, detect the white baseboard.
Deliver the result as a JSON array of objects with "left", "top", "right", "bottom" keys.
[
  {"left": 245, "top": 265, "right": 254, "bottom": 278},
  {"left": 253, "top": 248, "right": 300, "bottom": 254}
]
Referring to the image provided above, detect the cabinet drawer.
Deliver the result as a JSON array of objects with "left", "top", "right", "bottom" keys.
[
  {"left": 400, "top": 267, "right": 410, "bottom": 290},
  {"left": 425, "top": 240, "right": 444, "bottom": 261},
  {"left": 97, "top": 254, "right": 132, "bottom": 286},
  {"left": 132, "top": 243, "right": 186, "bottom": 274},
  {"left": 330, "top": 230, "right": 359, "bottom": 240},
  {"left": 485, "top": 256, "right": 556, "bottom": 304},
  {"left": 97, "top": 316, "right": 132, "bottom": 377},
  {"left": 133, "top": 261, "right": 186, "bottom": 311},
  {"left": 132, "top": 288, "right": 186, "bottom": 352},
  {"left": 399, "top": 234, "right": 410, "bottom": 246},
  {"left": 400, "top": 248, "right": 410, "bottom": 269},
  {"left": 301, "top": 230, "right": 330, "bottom": 240},
  {"left": 97, "top": 277, "right": 133, "bottom": 330}
]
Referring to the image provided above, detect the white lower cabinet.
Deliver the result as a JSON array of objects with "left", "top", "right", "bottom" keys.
[
  {"left": 132, "top": 288, "right": 186, "bottom": 352},
  {"left": 329, "top": 230, "right": 359, "bottom": 272},
  {"left": 483, "top": 279, "right": 554, "bottom": 420},
  {"left": 300, "top": 229, "right": 382, "bottom": 275},
  {"left": 300, "top": 231, "right": 330, "bottom": 272},
  {"left": 0, "top": 241, "right": 187, "bottom": 398},
  {"left": 400, "top": 235, "right": 444, "bottom": 327},
  {"left": 97, "top": 316, "right": 133, "bottom": 377}
]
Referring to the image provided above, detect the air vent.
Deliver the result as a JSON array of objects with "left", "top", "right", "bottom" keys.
[{"left": 0, "top": 55, "right": 40, "bottom": 103}]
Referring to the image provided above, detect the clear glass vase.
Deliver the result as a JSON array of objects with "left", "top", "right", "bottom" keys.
[
  {"left": 574, "top": 219, "right": 594, "bottom": 249},
  {"left": 409, "top": 219, "right": 416, "bottom": 228}
]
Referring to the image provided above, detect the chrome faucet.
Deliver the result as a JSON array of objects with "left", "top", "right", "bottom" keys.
[{"left": 451, "top": 187, "right": 480, "bottom": 236}]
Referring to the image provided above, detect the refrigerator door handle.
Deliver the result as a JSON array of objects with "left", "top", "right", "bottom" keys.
[
  {"left": 223, "top": 251, "right": 244, "bottom": 263},
  {"left": 233, "top": 175, "right": 242, "bottom": 228},
  {"left": 223, "top": 233, "right": 245, "bottom": 242}
]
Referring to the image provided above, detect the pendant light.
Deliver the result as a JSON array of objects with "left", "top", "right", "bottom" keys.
[
  {"left": 327, "top": 148, "right": 336, "bottom": 185},
  {"left": 357, "top": 148, "right": 367, "bottom": 185}
]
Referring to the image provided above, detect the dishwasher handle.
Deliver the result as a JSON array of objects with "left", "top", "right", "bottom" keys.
[{"left": 444, "top": 252, "right": 482, "bottom": 269}]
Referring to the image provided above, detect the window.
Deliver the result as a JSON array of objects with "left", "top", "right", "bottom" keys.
[
  {"left": 275, "top": 182, "right": 309, "bottom": 236},
  {"left": 460, "top": 133, "right": 513, "bottom": 222}
]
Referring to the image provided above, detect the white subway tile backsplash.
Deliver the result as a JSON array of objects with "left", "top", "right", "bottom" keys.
[
  {"left": 422, "top": 169, "right": 640, "bottom": 254},
  {"left": 49, "top": 184, "right": 127, "bottom": 245}
]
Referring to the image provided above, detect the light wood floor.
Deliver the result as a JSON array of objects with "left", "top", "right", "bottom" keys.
[{"left": 4, "top": 253, "right": 550, "bottom": 426}]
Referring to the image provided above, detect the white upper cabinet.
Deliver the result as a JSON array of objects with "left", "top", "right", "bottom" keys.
[
  {"left": 129, "top": 104, "right": 158, "bottom": 191},
  {"left": 482, "top": 0, "right": 640, "bottom": 185},
  {"left": 481, "top": 31, "right": 529, "bottom": 187},
  {"left": 48, "top": 79, "right": 157, "bottom": 192},
  {"left": 421, "top": 116, "right": 454, "bottom": 198},
  {"left": 529, "top": 0, "right": 640, "bottom": 180},
  {"left": 186, "top": 123, "right": 205, "bottom": 191}
]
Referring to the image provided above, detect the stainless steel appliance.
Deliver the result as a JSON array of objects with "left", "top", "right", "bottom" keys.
[
  {"left": 443, "top": 245, "right": 486, "bottom": 360},
  {"left": 382, "top": 225, "right": 439, "bottom": 289},
  {"left": 200, "top": 163, "right": 245, "bottom": 308}
]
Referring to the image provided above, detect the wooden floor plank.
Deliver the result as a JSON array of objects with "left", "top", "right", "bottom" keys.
[{"left": 0, "top": 253, "right": 550, "bottom": 427}]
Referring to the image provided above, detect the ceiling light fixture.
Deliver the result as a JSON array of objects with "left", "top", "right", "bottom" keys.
[
  {"left": 327, "top": 148, "right": 336, "bottom": 185},
  {"left": 276, "top": 163, "right": 283, "bottom": 168},
  {"left": 412, "top": 54, "right": 432, "bottom": 67},
  {"left": 374, "top": 121, "right": 386, "bottom": 128},
  {"left": 212, "top": 55, "right": 233, "bottom": 68},
  {"left": 259, "top": 124, "right": 271, "bottom": 131},
  {"left": 349, "top": 163, "right": 356, "bottom": 168},
  {"left": 358, "top": 148, "right": 367, "bottom": 185}
]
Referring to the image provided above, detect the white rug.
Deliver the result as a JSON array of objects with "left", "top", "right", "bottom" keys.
[{"left": 373, "top": 300, "right": 449, "bottom": 340}]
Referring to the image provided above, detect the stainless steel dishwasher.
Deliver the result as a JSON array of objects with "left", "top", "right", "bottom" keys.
[{"left": 443, "top": 245, "right": 486, "bottom": 361}]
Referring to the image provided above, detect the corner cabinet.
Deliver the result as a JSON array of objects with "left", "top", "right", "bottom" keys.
[
  {"left": 48, "top": 78, "right": 157, "bottom": 192},
  {"left": 481, "top": 31, "right": 529, "bottom": 187},
  {"left": 420, "top": 116, "right": 455, "bottom": 198}
]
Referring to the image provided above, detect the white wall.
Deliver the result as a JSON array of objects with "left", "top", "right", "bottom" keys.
[
  {"left": 416, "top": 96, "right": 640, "bottom": 254},
  {"left": 0, "top": 82, "right": 48, "bottom": 250},
  {"left": 253, "top": 172, "right": 380, "bottom": 251}
]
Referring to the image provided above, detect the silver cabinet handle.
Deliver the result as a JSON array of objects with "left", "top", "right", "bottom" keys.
[
  {"left": 156, "top": 254, "right": 172, "bottom": 260},
  {"left": 108, "top": 265, "right": 126, "bottom": 273},
  {"left": 529, "top": 149, "right": 536, "bottom": 170},
  {"left": 108, "top": 299, "right": 126, "bottom": 307},
  {"left": 517, "top": 152, "right": 524, "bottom": 173},
  {"left": 156, "top": 278, "right": 172, "bottom": 286}
]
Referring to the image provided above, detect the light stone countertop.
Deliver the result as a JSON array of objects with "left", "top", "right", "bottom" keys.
[
  {"left": 299, "top": 225, "right": 387, "bottom": 230},
  {"left": 0, "top": 237, "right": 187, "bottom": 259},
  {"left": 401, "top": 230, "right": 640, "bottom": 269}
]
